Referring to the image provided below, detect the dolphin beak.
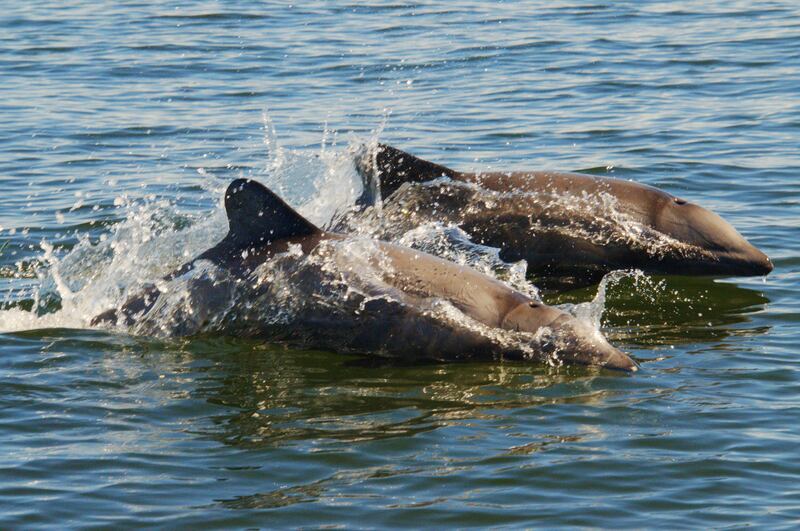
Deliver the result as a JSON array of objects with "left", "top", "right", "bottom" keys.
[
  {"left": 600, "top": 345, "right": 640, "bottom": 372},
  {"left": 547, "top": 315, "right": 638, "bottom": 372},
  {"left": 660, "top": 202, "right": 773, "bottom": 277},
  {"left": 726, "top": 244, "right": 773, "bottom": 276}
]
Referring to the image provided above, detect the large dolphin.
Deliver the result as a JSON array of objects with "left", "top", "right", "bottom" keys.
[
  {"left": 92, "top": 179, "right": 637, "bottom": 371},
  {"left": 341, "top": 144, "right": 772, "bottom": 286}
]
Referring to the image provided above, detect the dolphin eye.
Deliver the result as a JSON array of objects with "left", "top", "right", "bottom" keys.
[{"left": 674, "top": 197, "right": 687, "bottom": 205}]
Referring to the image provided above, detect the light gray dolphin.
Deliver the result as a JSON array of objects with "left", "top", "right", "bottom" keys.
[
  {"left": 343, "top": 144, "right": 772, "bottom": 286},
  {"left": 92, "top": 179, "right": 637, "bottom": 371}
]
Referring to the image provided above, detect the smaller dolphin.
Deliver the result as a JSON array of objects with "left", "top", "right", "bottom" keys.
[
  {"left": 343, "top": 144, "right": 772, "bottom": 285},
  {"left": 92, "top": 179, "right": 636, "bottom": 371}
]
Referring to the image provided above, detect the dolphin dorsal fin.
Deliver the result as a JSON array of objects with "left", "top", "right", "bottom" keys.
[
  {"left": 222, "top": 178, "right": 319, "bottom": 246},
  {"left": 355, "top": 143, "right": 458, "bottom": 202}
]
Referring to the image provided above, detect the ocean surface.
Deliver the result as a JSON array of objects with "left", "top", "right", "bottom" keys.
[{"left": 1, "top": 1, "right": 799, "bottom": 528}]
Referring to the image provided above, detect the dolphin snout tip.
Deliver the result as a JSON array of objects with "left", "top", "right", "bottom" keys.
[
  {"left": 547, "top": 316, "right": 638, "bottom": 372},
  {"left": 759, "top": 254, "right": 774, "bottom": 275},
  {"left": 603, "top": 348, "right": 639, "bottom": 372},
  {"left": 732, "top": 246, "right": 773, "bottom": 276}
]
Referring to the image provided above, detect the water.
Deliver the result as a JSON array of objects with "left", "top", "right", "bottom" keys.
[{"left": 1, "top": 1, "right": 799, "bottom": 527}]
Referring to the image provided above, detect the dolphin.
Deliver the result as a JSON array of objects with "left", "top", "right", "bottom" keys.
[
  {"left": 91, "top": 178, "right": 637, "bottom": 371},
  {"left": 341, "top": 144, "right": 772, "bottom": 286}
]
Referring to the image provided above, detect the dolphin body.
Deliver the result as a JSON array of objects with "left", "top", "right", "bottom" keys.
[
  {"left": 340, "top": 144, "right": 772, "bottom": 287},
  {"left": 92, "top": 179, "right": 637, "bottom": 371}
]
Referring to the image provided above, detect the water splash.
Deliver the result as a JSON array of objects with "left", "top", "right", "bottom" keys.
[
  {"left": 558, "top": 270, "right": 650, "bottom": 329},
  {"left": 0, "top": 123, "right": 381, "bottom": 334},
  {"left": 0, "top": 125, "right": 628, "bottom": 362},
  {"left": 396, "top": 222, "right": 540, "bottom": 300}
]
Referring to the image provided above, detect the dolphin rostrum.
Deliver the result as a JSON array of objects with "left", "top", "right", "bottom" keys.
[
  {"left": 341, "top": 144, "right": 772, "bottom": 286},
  {"left": 92, "top": 179, "right": 637, "bottom": 371}
]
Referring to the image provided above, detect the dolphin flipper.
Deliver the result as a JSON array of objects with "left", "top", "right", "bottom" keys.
[
  {"left": 90, "top": 284, "right": 161, "bottom": 326},
  {"left": 355, "top": 144, "right": 458, "bottom": 202}
]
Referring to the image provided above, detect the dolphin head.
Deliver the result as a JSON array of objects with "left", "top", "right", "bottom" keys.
[
  {"left": 650, "top": 194, "right": 772, "bottom": 276},
  {"left": 503, "top": 302, "right": 637, "bottom": 371},
  {"left": 543, "top": 313, "right": 638, "bottom": 371}
]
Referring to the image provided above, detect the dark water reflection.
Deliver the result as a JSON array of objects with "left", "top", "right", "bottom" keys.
[
  {"left": 192, "top": 341, "right": 618, "bottom": 449},
  {"left": 173, "top": 339, "right": 633, "bottom": 514},
  {"left": 1, "top": 298, "right": 795, "bottom": 527},
  {"left": 553, "top": 275, "right": 771, "bottom": 349}
]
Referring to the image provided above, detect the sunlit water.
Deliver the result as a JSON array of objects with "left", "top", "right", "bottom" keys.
[{"left": 1, "top": 1, "right": 798, "bottom": 527}]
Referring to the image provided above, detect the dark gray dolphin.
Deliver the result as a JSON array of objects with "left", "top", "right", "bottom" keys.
[
  {"left": 345, "top": 144, "right": 772, "bottom": 285},
  {"left": 92, "top": 179, "right": 637, "bottom": 371}
]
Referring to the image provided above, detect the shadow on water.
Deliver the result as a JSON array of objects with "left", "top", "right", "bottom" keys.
[
  {"left": 24, "top": 334, "right": 618, "bottom": 511},
  {"left": 0, "top": 321, "right": 693, "bottom": 514},
  {"left": 164, "top": 338, "right": 629, "bottom": 511},
  {"left": 550, "top": 275, "right": 770, "bottom": 347},
  {"left": 179, "top": 339, "right": 625, "bottom": 449},
  {"left": 7, "top": 274, "right": 764, "bottom": 514}
]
